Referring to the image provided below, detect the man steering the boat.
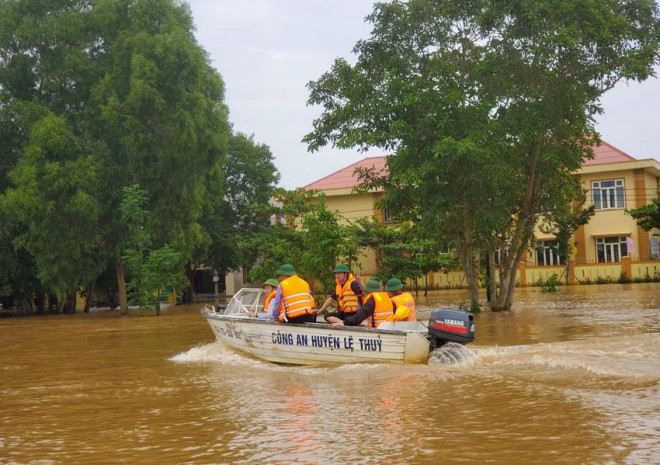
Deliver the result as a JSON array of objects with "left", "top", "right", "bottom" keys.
[
  {"left": 316, "top": 264, "right": 364, "bottom": 323},
  {"left": 248, "top": 264, "right": 316, "bottom": 324}
]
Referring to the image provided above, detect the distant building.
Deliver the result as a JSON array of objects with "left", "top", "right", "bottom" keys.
[{"left": 303, "top": 142, "right": 660, "bottom": 286}]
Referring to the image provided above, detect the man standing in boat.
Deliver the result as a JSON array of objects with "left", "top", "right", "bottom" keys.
[
  {"left": 385, "top": 277, "right": 417, "bottom": 321},
  {"left": 316, "top": 264, "right": 363, "bottom": 323},
  {"left": 249, "top": 264, "right": 316, "bottom": 323},
  {"left": 327, "top": 279, "right": 394, "bottom": 327}
]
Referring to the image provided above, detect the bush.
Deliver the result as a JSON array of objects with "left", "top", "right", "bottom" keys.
[{"left": 541, "top": 273, "right": 559, "bottom": 293}]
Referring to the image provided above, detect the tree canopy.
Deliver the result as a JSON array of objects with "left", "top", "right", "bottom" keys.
[
  {"left": 627, "top": 189, "right": 660, "bottom": 234},
  {"left": 0, "top": 0, "right": 245, "bottom": 313},
  {"left": 243, "top": 189, "right": 357, "bottom": 294}
]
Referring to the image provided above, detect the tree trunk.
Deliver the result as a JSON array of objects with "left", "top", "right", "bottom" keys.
[
  {"left": 457, "top": 205, "right": 481, "bottom": 310},
  {"left": 84, "top": 281, "right": 95, "bottom": 313},
  {"left": 65, "top": 291, "right": 77, "bottom": 314},
  {"left": 57, "top": 296, "right": 66, "bottom": 313},
  {"left": 116, "top": 256, "right": 128, "bottom": 315},
  {"left": 156, "top": 288, "right": 161, "bottom": 316},
  {"left": 35, "top": 293, "right": 45, "bottom": 314},
  {"left": 491, "top": 147, "right": 541, "bottom": 311},
  {"left": 182, "top": 265, "right": 195, "bottom": 303},
  {"left": 487, "top": 253, "right": 497, "bottom": 303},
  {"left": 493, "top": 259, "right": 514, "bottom": 311},
  {"left": 455, "top": 237, "right": 480, "bottom": 309},
  {"left": 565, "top": 244, "right": 571, "bottom": 285}
]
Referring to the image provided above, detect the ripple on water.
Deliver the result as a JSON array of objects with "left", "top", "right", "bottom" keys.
[{"left": 473, "top": 333, "right": 660, "bottom": 389}]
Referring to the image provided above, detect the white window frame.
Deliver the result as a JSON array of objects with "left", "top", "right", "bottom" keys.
[
  {"left": 595, "top": 236, "right": 628, "bottom": 263},
  {"left": 535, "top": 240, "right": 564, "bottom": 266},
  {"left": 592, "top": 179, "right": 625, "bottom": 210},
  {"left": 493, "top": 247, "right": 509, "bottom": 266}
]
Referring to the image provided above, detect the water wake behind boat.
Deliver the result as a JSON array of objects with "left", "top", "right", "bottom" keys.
[{"left": 473, "top": 333, "right": 660, "bottom": 387}]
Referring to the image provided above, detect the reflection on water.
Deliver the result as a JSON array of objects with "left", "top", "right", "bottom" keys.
[{"left": 0, "top": 283, "right": 659, "bottom": 464}]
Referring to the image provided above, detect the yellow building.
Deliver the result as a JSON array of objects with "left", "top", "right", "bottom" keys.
[{"left": 303, "top": 142, "right": 660, "bottom": 286}]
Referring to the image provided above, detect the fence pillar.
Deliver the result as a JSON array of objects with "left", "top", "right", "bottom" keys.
[
  {"left": 621, "top": 255, "right": 632, "bottom": 280},
  {"left": 518, "top": 260, "right": 527, "bottom": 285}
]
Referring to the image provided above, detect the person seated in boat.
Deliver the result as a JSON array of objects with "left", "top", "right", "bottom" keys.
[
  {"left": 249, "top": 264, "right": 316, "bottom": 323},
  {"left": 385, "top": 277, "right": 417, "bottom": 322},
  {"left": 261, "top": 278, "right": 279, "bottom": 313},
  {"left": 316, "top": 264, "right": 364, "bottom": 323},
  {"left": 327, "top": 279, "right": 394, "bottom": 327},
  {"left": 248, "top": 278, "right": 280, "bottom": 320}
]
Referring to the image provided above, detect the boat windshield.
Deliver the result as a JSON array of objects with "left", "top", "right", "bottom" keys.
[{"left": 221, "top": 288, "right": 264, "bottom": 315}]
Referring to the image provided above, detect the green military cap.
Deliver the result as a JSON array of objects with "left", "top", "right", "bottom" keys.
[
  {"left": 385, "top": 277, "right": 404, "bottom": 291},
  {"left": 333, "top": 264, "right": 350, "bottom": 273},
  {"left": 276, "top": 264, "right": 296, "bottom": 276},
  {"left": 263, "top": 278, "right": 279, "bottom": 287},
  {"left": 364, "top": 280, "right": 382, "bottom": 293}
]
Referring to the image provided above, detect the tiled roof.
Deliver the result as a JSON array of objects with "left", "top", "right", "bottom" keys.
[
  {"left": 303, "top": 156, "right": 387, "bottom": 191},
  {"left": 303, "top": 141, "right": 637, "bottom": 190},
  {"left": 583, "top": 141, "right": 636, "bottom": 165}
]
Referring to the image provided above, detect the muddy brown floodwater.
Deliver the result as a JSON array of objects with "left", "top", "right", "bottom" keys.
[{"left": 1, "top": 283, "right": 659, "bottom": 464}]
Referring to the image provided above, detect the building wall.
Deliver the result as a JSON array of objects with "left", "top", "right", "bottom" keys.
[
  {"left": 578, "top": 166, "right": 658, "bottom": 262},
  {"left": 324, "top": 192, "right": 379, "bottom": 224},
  {"left": 324, "top": 191, "right": 381, "bottom": 273}
]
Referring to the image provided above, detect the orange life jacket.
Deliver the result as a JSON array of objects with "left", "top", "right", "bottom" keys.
[
  {"left": 335, "top": 274, "right": 360, "bottom": 314},
  {"left": 364, "top": 292, "right": 394, "bottom": 328},
  {"left": 278, "top": 275, "right": 315, "bottom": 322},
  {"left": 390, "top": 292, "right": 416, "bottom": 322},
  {"left": 263, "top": 290, "right": 276, "bottom": 313}
]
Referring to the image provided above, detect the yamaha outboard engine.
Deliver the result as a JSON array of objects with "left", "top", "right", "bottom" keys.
[{"left": 428, "top": 308, "right": 475, "bottom": 350}]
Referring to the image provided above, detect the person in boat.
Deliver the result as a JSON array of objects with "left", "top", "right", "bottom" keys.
[
  {"left": 261, "top": 278, "right": 279, "bottom": 314},
  {"left": 327, "top": 279, "right": 394, "bottom": 327},
  {"left": 385, "top": 277, "right": 417, "bottom": 322},
  {"left": 316, "top": 264, "right": 364, "bottom": 323},
  {"left": 249, "top": 264, "right": 316, "bottom": 323},
  {"left": 248, "top": 278, "right": 280, "bottom": 320}
]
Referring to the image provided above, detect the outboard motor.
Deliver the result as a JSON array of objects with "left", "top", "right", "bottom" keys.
[{"left": 428, "top": 308, "right": 475, "bottom": 350}]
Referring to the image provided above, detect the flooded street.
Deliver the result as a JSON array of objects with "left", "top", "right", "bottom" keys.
[{"left": 1, "top": 283, "right": 659, "bottom": 464}]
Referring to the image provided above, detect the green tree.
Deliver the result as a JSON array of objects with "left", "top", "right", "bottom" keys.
[
  {"left": 244, "top": 189, "right": 350, "bottom": 294},
  {"left": 346, "top": 217, "right": 401, "bottom": 273},
  {"left": 90, "top": 0, "right": 230, "bottom": 312},
  {"left": 348, "top": 218, "right": 458, "bottom": 295},
  {"left": 2, "top": 113, "right": 107, "bottom": 313},
  {"left": 0, "top": 0, "right": 231, "bottom": 314},
  {"left": 0, "top": 0, "right": 94, "bottom": 311},
  {"left": 120, "top": 185, "right": 187, "bottom": 315},
  {"left": 539, "top": 184, "right": 595, "bottom": 285},
  {"left": 193, "top": 132, "right": 279, "bottom": 298},
  {"left": 627, "top": 189, "right": 660, "bottom": 234},
  {"left": 305, "top": 0, "right": 660, "bottom": 310}
]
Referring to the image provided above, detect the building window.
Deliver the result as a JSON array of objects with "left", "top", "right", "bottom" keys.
[
  {"left": 592, "top": 179, "right": 625, "bottom": 210},
  {"left": 596, "top": 236, "right": 628, "bottom": 263},
  {"left": 493, "top": 247, "right": 509, "bottom": 266},
  {"left": 536, "top": 241, "right": 564, "bottom": 266},
  {"left": 383, "top": 208, "right": 398, "bottom": 224}
]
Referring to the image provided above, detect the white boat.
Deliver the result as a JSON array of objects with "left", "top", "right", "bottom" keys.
[{"left": 201, "top": 288, "right": 475, "bottom": 366}]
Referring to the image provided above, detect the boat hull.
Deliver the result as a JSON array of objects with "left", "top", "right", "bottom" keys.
[{"left": 203, "top": 314, "right": 431, "bottom": 365}]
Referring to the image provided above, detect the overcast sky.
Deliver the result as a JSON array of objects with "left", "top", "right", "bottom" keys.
[{"left": 188, "top": 0, "right": 660, "bottom": 189}]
